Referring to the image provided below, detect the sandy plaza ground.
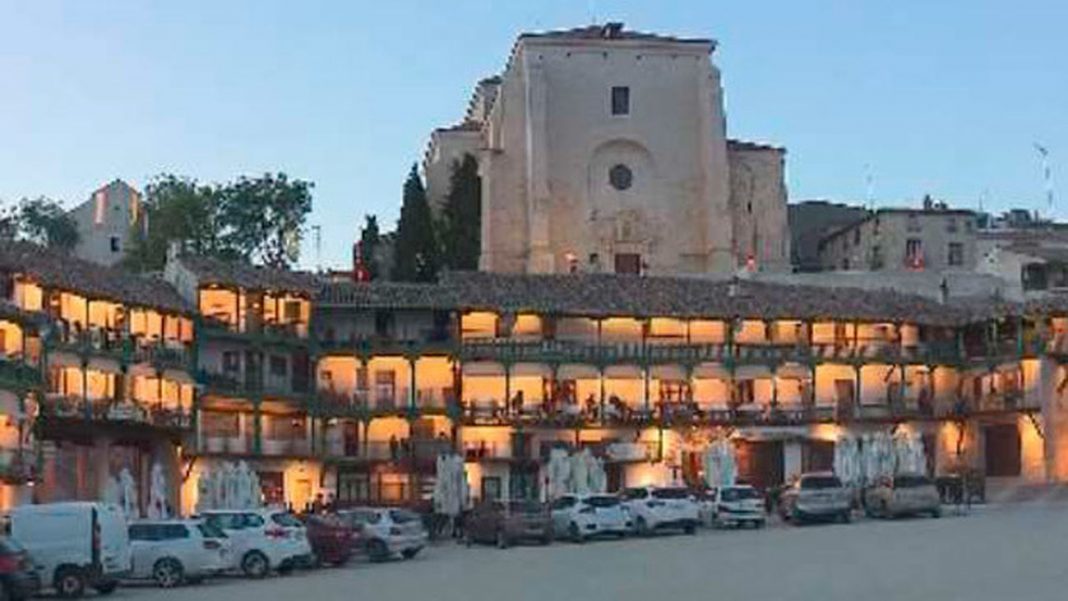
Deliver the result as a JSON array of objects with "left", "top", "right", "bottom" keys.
[{"left": 118, "top": 500, "right": 1068, "bottom": 601}]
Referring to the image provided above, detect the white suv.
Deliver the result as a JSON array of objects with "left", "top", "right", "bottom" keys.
[
  {"left": 127, "top": 520, "right": 232, "bottom": 588},
  {"left": 338, "top": 508, "right": 428, "bottom": 562},
  {"left": 550, "top": 494, "right": 632, "bottom": 542},
  {"left": 621, "top": 487, "right": 700, "bottom": 535},
  {"left": 199, "top": 510, "right": 312, "bottom": 578}
]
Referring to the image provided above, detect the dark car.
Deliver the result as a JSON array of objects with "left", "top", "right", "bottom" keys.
[
  {"left": 0, "top": 538, "right": 41, "bottom": 601},
  {"left": 305, "top": 515, "right": 359, "bottom": 567},
  {"left": 464, "top": 500, "right": 552, "bottom": 548}
]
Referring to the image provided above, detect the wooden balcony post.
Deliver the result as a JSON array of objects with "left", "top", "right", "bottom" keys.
[
  {"left": 503, "top": 362, "right": 512, "bottom": 417},
  {"left": 252, "top": 398, "right": 263, "bottom": 455},
  {"left": 408, "top": 356, "right": 417, "bottom": 412}
]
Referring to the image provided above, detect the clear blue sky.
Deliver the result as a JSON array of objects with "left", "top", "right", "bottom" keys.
[{"left": 1, "top": 0, "right": 1065, "bottom": 268}]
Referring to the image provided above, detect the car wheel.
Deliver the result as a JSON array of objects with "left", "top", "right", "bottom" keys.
[
  {"left": 401, "top": 547, "right": 421, "bottom": 559},
  {"left": 636, "top": 516, "right": 650, "bottom": 537},
  {"left": 495, "top": 529, "right": 510, "bottom": 549},
  {"left": 568, "top": 522, "right": 584, "bottom": 543},
  {"left": 683, "top": 522, "right": 696, "bottom": 535},
  {"left": 277, "top": 561, "right": 294, "bottom": 576},
  {"left": 241, "top": 551, "right": 270, "bottom": 579},
  {"left": 931, "top": 506, "right": 942, "bottom": 519},
  {"left": 54, "top": 567, "right": 86, "bottom": 599},
  {"left": 152, "top": 558, "right": 184, "bottom": 589},
  {"left": 367, "top": 539, "right": 390, "bottom": 562}
]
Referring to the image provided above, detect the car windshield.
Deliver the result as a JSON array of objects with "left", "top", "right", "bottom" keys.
[
  {"left": 270, "top": 513, "right": 304, "bottom": 528},
  {"left": 622, "top": 488, "right": 647, "bottom": 500},
  {"left": 800, "top": 476, "right": 843, "bottom": 490},
  {"left": 585, "top": 496, "right": 620, "bottom": 508},
  {"left": 721, "top": 487, "right": 760, "bottom": 501},
  {"left": 651, "top": 488, "right": 690, "bottom": 500},
  {"left": 389, "top": 509, "right": 420, "bottom": 524},
  {"left": 197, "top": 522, "right": 228, "bottom": 538},
  {"left": 894, "top": 475, "right": 932, "bottom": 488},
  {"left": 508, "top": 501, "right": 543, "bottom": 514}
]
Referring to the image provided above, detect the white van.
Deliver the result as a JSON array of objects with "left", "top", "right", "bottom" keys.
[{"left": 6, "top": 502, "right": 131, "bottom": 598}]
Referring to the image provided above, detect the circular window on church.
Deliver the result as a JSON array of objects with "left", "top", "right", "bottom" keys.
[{"left": 609, "top": 164, "right": 633, "bottom": 191}]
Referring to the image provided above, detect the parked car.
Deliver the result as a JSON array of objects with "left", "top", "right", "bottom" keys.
[
  {"left": 550, "top": 494, "right": 632, "bottom": 542},
  {"left": 864, "top": 474, "right": 942, "bottom": 519},
  {"left": 711, "top": 485, "right": 767, "bottom": 528},
  {"left": 5, "top": 502, "right": 130, "bottom": 598},
  {"left": 305, "top": 514, "right": 359, "bottom": 566},
  {"left": 126, "top": 519, "right": 230, "bottom": 588},
  {"left": 338, "top": 507, "right": 428, "bottom": 561},
  {"left": 621, "top": 486, "right": 700, "bottom": 535},
  {"left": 0, "top": 538, "right": 41, "bottom": 601},
  {"left": 464, "top": 500, "right": 552, "bottom": 548},
  {"left": 779, "top": 472, "right": 852, "bottom": 524},
  {"left": 198, "top": 509, "right": 312, "bottom": 578},
  {"left": 693, "top": 489, "right": 719, "bottom": 527}
]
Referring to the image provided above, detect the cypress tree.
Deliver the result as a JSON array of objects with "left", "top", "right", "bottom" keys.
[
  {"left": 439, "top": 153, "right": 482, "bottom": 270},
  {"left": 392, "top": 164, "right": 439, "bottom": 282}
]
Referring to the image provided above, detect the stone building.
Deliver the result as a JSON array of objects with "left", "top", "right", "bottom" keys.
[
  {"left": 788, "top": 200, "right": 871, "bottom": 272},
  {"left": 818, "top": 203, "right": 978, "bottom": 273},
  {"left": 68, "top": 180, "right": 146, "bottom": 267},
  {"left": 425, "top": 23, "right": 790, "bottom": 276},
  {"left": 3, "top": 240, "right": 1068, "bottom": 513},
  {"left": 0, "top": 241, "right": 194, "bottom": 513}
]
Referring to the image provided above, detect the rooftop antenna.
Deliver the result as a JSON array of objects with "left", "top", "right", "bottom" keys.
[
  {"left": 864, "top": 163, "right": 875, "bottom": 210},
  {"left": 1034, "top": 142, "right": 1054, "bottom": 219},
  {"left": 311, "top": 225, "right": 322, "bottom": 273}
]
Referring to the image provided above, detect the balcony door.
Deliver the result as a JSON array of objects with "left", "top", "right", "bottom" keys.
[{"left": 614, "top": 253, "right": 641, "bottom": 275}]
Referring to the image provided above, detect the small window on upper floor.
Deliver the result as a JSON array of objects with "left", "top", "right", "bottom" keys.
[
  {"left": 611, "top": 86, "right": 630, "bottom": 115},
  {"left": 907, "top": 213, "right": 921, "bottom": 232},
  {"left": 946, "top": 217, "right": 958, "bottom": 233},
  {"left": 110, "top": 237, "right": 120, "bottom": 252}
]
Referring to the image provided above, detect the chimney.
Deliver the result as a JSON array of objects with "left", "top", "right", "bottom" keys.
[{"left": 353, "top": 240, "right": 370, "bottom": 283}]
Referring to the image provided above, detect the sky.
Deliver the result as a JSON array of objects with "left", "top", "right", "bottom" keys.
[{"left": 1, "top": 0, "right": 1065, "bottom": 269}]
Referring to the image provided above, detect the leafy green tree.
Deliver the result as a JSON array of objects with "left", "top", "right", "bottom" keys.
[
  {"left": 392, "top": 164, "right": 438, "bottom": 282},
  {"left": 124, "top": 175, "right": 232, "bottom": 271},
  {"left": 219, "top": 173, "right": 314, "bottom": 268},
  {"left": 13, "top": 197, "right": 79, "bottom": 252},
  {"left": 439, "top": 153, "right": 481, "bottom": 270},
  {"left": 359, "top": 214, "right": 382, "bottom": 279}
]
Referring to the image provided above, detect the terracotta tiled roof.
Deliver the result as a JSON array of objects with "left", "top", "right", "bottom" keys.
[
  {"left": 316, "top": 281, "right": 455, "bottom": 309},
  {"left": 317, "top": 270, "right": 1010, "bottom": 326},
  {"left": 0, "top": 241, "right": 191, "bottom": 314},
  {"left": 178, "top": 255, "right": 320, "bottom": 295}
]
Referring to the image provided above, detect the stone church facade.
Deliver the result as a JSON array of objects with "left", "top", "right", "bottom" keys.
[{"left": 425, "top": 23, "right": 790, "bottom": 276}]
